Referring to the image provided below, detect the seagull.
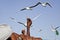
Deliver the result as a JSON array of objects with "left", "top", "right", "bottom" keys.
[
  {"left": 39, "top": 29, "right": 42, "bottom": 32},
  {"left": 10, "top": 17, "right": 27, "bottom": 27},
  {"left": 10, "top": 17, "right": 18, "bottom": 23},
  {"left": 0, "top": 24, "right": 12, "bottom": 40},
  {"left": 20, "top": 2, "right": 41, "bottom": 11},
  {"left": 10, "top": 17, "right": 15, "bottom": 20},
  {"left": 51, "top": 25, "right": 60, "bottom": 35},
  {"left": 40, "top": 2, "right": 52, "bottom": 7}
]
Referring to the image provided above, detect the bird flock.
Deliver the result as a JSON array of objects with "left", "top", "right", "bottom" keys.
[
  {"left": 0, "top": 1, "right": 59, "bottom": 40},
  {"left": 20, "top": 2, "right": 52, "bottom": 11},
  {"left": 20, "top": 1, "right": 60, "bottom": 40}
]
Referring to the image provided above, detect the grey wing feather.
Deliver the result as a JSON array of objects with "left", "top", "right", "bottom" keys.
[
  {"left": 46, "top": 3, "right": 52, "bottom": 7},
  {"left": 20, "top": 8, "right": 26, "bottom": 11},
  {"left": 10, "top": 17, "right": 15, "bottom": 20},
  {"left": 17, "top": 22, "right": 27, "bottom": 27},
  {"left": 55, "top": 26, "right": 60, "bottom": 29},
  {"left": 51, "top": 25, "right": 55, "bottom": 29},
  {"left": 30, "top": 2, "right": 41, "bottom": 8}
]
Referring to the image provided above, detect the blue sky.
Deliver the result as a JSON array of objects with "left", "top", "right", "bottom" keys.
[{"left": 0, "top": 0, "right": 60, "bottom": 40}]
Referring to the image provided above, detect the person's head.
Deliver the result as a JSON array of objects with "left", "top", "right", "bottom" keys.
[{"left": 22, "top": 30, "right": 25, "bottom": 35}]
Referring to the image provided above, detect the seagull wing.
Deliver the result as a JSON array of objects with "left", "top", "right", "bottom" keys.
[
  {"left": 20, "top": 8, "right": 26, "bottom": 11},
  {"left": 46, "top": 2, "right": 52, "bottom": 7},
  {"left": 51, "top": 25, "right": 56, "bottom": 32},
  {"left": 10, "top": 17, "right": 15, "bottom": 20},
  {"left": 29, "top": 2, "right": 41, "bottom": 8},
  {"left": 51, "top": 25, "right": 54, "bottom": 29},
  {"left": 55, "top": 26, "right": 60, "bottom": 29},
  {"left": 20, "top": 2, "right": 41, "bottom": 11},
  {"left": 17, "top": 22, "right": 27, "bottom": 27}
]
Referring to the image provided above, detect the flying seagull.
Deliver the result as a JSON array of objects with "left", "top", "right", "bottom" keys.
[
  {"left": 20, "top": 2, "right": 41, "bottom": 11},
  {"left": 39, "top": 29, "right": 42, "bottom": 32},
  {"left": 51, "top": 25, "right": 60, "bottom": 35},
  {"left": 10, "top": 17, "right": 15, "bottom": 20},
  {"left": 40, "top": 2, "right": 52, "bottom": 7},
  {"left": 10, "top": 17, "right": 27, "bottom": 27}
]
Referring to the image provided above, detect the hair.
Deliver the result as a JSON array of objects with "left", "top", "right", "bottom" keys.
[{"left": 7, "top": 37, "right": 11, "bottom": 40}]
